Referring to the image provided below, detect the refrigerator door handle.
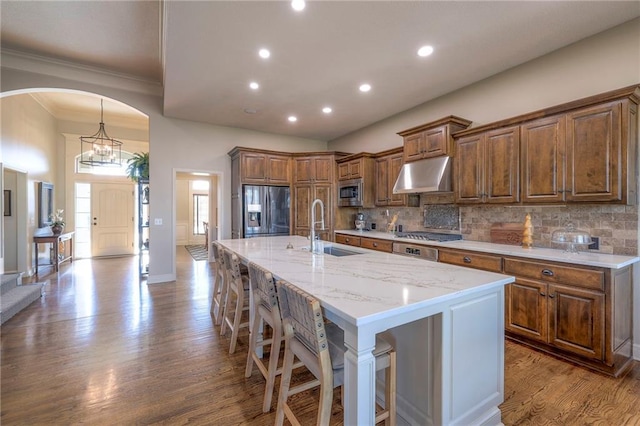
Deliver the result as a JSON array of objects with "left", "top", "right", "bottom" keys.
[{"left": 265, "top": 189, "right": 271, "bottom": 233}]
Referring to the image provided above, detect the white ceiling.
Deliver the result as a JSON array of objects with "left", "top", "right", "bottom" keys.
[{"left": 2, "top": 1, "right": 639, "bottom": 141}]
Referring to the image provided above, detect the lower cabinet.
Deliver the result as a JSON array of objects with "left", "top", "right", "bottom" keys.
[
  {"left": 438, "top": 248, "right": 633, "bottom": 377},
  {"left": 335, "top": 234, "right": 393, "bottom": 253}
]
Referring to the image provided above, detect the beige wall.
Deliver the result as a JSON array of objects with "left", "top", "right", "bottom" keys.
[
  {"left": 328, "top": 17, "right": 640, "bottom": 153},
  {"left": 1, "top": 95, "right": 59, "bottom": 272}
]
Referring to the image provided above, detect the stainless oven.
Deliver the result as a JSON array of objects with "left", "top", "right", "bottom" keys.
[
  {"left": 338, "top": 178, "right": 364, "bottom": 207},
  {"left": 392, "top": 242, "right": 438, "bottom": 261}
]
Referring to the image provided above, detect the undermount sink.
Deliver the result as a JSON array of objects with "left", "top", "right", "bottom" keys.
[
  {"left": 301, "top": 245, "right": 364, "bottom": 257},
  {"left": 322, "top": 246, "right": 363, "bottom": 257}
]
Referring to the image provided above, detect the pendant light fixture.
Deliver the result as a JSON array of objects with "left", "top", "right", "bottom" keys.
[{"left": 79, "top": 99, "right": 123, "bottom": 166}]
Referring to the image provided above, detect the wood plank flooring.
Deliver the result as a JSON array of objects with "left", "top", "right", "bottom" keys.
[{"left": 2, "top": 247, "right": 639, "bottom": 425}]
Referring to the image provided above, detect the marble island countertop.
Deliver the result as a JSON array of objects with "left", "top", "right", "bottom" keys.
[
  {"left": 335, "top": 230, "right": 639, "bottom": 269},
  {"left": 217, "top": 235, "right": 514, "bottom": 326}
]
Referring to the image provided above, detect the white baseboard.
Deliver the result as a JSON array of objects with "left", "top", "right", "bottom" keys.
[
  {"left": 147, "top": 273, "right": 175, "bottom": 284},
  {"left": 634, "top": 343, "right": 640, "bottom": 361}
]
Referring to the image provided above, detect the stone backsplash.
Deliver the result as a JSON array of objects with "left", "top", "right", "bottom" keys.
[
  {"left": 350, "top": 202, "right": 638, "bottom": 256},
  {"left": 460, "top": 204, "right": 639, "bottom": 256}
]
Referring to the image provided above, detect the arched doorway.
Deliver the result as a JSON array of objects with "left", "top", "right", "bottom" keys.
[{"left": 0, "top": 89, "right": 148, "bottom": 275}]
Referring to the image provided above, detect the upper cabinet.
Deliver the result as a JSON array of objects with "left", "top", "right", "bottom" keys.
[
  {"left": 397, "top": 116, "right": 472, "bottom": 163},
  {"left": 338, "top": 157, "right": 366, "bottom": 180},
  {"left": 454, "top": 85, "right": 639, "bottom": 206},
  {"left": 375, "top": 148, "right": 406, "bottom": 206},
  {"left": 455, "top": 126, "right": 520, "bottom": 204},
  {"left": 294, "top": 155, "right": 334, "bottom": 184},
  {"left": 236, "top": 149, "right": 291, "bottom": 185}
]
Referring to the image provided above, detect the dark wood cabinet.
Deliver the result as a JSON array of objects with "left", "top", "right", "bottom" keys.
[
  {"left": 454, "top": 126, "right": 520, "bottom": 204},
  {"left": 239, "top": 151, "right": 291, "bottom": 184},
  {"left": 565, "top": 101, "right": 623, "bottom": 202},
  {"left": 398, "top": 116, "right": 471, "bottom": 163},
  {"left": 521, "top": 115, "right": 566, "bottom": 203},
  {"left": 294, "top": 183, "right": 332, "bottom": 241},
  {"left": 338, "top": 157, "right": 364, "bottom": 181},
  {"left": 436, "top": 244, "right": 633, "bottom": 377},
  {"left": 294, "top": 156, "right": 333, "bottom": 183},
  {"left": 375, "top": 148, "right": 406, "bottom": 206}
]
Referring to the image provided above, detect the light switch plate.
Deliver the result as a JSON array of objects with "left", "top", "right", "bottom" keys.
[{"left": 154, "top": 218, "right": 162, "bottom": 225}]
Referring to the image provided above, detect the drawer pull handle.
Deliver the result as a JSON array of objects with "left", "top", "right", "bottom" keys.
[
  {"left": 540, "top": 292, "right": 546, "bottom": 297},
  {"left": 373, "top": 243, "right": 378, "bottom": 247},
  {"left": 541, "top": 269, "right": 554, "bottom": 277},
  {"left": 548, "top": 293, "right": 555, "bottom": 299},
  {"left": 463, "top": 256, "right": 472, "bottom": 263},
  {"left": 346, "top": 238, "right": 350, "bottom": 242}
]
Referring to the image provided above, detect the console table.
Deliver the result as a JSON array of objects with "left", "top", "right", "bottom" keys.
[{"left": 34, "top": 231, "right": 74, "bottom": 275}]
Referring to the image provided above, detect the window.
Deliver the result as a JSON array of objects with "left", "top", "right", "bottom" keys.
[
  {"left": 74, "top": 183, "right": 92, "bottom": 258},
  {"left": 193, "top": 194, "right": 209, "bottom": 235}
]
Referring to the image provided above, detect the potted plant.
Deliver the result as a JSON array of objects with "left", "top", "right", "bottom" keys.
[
  {"left": 50, "top": 209, "right": 65, "bottom": 235},
  {"left": 126, "top": 152, "right": 149, "bottom": 183}
]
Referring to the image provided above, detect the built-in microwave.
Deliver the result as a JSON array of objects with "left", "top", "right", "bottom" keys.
[{"left": 338, "top": 178, "right": 364, "bottom": 207}]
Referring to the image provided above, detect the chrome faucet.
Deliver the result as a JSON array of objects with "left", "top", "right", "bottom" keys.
[{"left": 310, "top": 198, "right": 325, "bottom": 253}]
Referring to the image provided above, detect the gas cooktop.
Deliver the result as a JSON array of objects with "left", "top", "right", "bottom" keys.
[{"left": 396, "top": 231, "right": 463, "bottom": 242}]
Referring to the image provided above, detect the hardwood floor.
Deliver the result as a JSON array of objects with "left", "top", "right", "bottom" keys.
[{"left": 2, "top": 248, "right": 639, "bottom": 425}]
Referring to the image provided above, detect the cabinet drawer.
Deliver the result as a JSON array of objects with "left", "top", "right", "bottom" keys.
[
  {"left": 360, "top": 237, "right": 393, "bottom": 253},
  {"left": 504, "top": 258, "right": 604, "bottom": 291},
  {"left": 438, "top": 249, "right": 503, "bottom": 273},
  {"left": 335, "top": 234, "right": 361, "bottom": 247}
]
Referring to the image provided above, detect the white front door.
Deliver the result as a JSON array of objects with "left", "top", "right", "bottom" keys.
[{"left": 91, "top": 183, "right": 134, "bottom": 257}]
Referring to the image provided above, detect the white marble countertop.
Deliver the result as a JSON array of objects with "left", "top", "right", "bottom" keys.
[
  {"left": 217, "top": 235, "right": 514, "bottom": 327},
  {"left": 335, "top": 230, "right": 639, "bottom": 269}
]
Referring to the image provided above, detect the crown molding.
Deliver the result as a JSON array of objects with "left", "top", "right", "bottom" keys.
[{"left": 1, "top": 49, "right": 163, "bottom": 97}]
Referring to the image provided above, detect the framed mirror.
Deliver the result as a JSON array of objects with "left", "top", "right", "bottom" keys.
[{"left": 38, "top": 182, "right": 54, "bottom": 227}]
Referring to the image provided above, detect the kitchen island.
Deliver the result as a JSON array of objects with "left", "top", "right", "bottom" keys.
[{"left": 217, "top": 235, "right": 515, "bottom": 425}]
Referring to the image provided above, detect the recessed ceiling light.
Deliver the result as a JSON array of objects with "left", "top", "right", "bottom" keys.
[
  {"left": 322, "top": 107, "right": 332, "bottom": 114},
  {"left": 417, "top": 45, "right": 434, "bottom": 57},
  {"left": 291, "top": 0, "right": 305, "bottom": 11},
  {"left": 288, "top": 116, "right": 297, "bottom": 122},
  {"left": 259, "top": 48, "right": 271, "bottom": 59},
  {"left": 359, "top": 83, "right": 371, "bottom": 92},
  {"left": 249, "top": 82, "right": 259, "bottom": 90}
]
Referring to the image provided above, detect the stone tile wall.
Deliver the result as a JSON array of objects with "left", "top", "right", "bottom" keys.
[
  {"left": 460, "top": 204, "right": 638, "bottom": 256},
  {"left": 357, "top": 203, "right": 638, "bottom": 256}
]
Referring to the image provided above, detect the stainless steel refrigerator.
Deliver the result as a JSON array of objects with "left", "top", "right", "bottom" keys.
[{"left": 243, "top": 185, "right": 290, "bottom": 238}]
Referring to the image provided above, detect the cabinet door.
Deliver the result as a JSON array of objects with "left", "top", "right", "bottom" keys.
[
  {"left": 348, "top": 159, "right": 362, "bottom": 179},
  {"left": 403, "top": 133, "right": 425, "bottom": 162},
  {"left": 505, "top": 278, "right": 547, "bottom": 343},
  {"left": 294, "top": 158, "right": 313, "bottom": 183},
  {"left": 521, "top": 116, "right": 566, "bottom": 203},
  {"left": 241, "top": 153, "right": 268, "bottom": 182},
  {"left": 566, "top": 101, "right": 622, "bottom": 202},
  {"left": 337, "top": 162, "right": 351, "bottom": 180},
  {"left": 485, "top": 126, "right": 520, "bottom": 203},
  {"left": 423, "top": 125, "right": 448, "bottom": 158},
  {"left": 388, "top": 153, "right": 406, "bottom": 206},
  {"left": 267, "top": 155, "right": 291, "bottom": 184},
  {"left": 454, "top": 134, "right": 484, "bottom": 203},
  {"left": 548, "top": 284, "right": 604, "bottom": 360},
  {"left": 375, "top": 157, "right": 390, "bottom": 206},
  {"left": 313, "top": 157, "right": 333, "bottom": 183},
  {"left": 313, "top": 184, "right": 333, "bottom": 239},
  {"left": 294, "top": 185, "right": 311, "bottom": 229}
]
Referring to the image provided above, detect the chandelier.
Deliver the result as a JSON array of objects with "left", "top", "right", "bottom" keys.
[{"left": 79, "top": 99, "right": 123, "bottom": 166}]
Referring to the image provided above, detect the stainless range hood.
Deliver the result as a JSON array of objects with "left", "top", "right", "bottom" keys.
[{"left": 392, "top": 156, "right": 452, "bottom": 194}]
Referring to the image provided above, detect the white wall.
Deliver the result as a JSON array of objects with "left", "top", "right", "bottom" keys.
[
  {"left": 329, "top": 18, "right": 640, "bottom": 360},
  {"left": 0, "top": 63, "right": 327, "bottom": 284},
  {"left": 3, "top": 169, "right": 17, "bottom": 271},
  {"left": 1, "top": 94, "right": 60, "bottom": 274}
]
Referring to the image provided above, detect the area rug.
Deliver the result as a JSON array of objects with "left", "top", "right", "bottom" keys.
[{"left": 185, "top": 245, "right": 208, "bottom": 261}]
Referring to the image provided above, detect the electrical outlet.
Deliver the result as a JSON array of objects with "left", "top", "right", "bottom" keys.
[
  {"left": 588, "top": 236, "right": 599, "bottom": 250},
  {"left": 371, "top": 223, "right": 376, "bottom": 230}
]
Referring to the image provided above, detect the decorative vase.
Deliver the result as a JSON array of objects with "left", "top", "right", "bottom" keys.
[{"left": 51, "top": 224, "right": 64, "bottom": 235}]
